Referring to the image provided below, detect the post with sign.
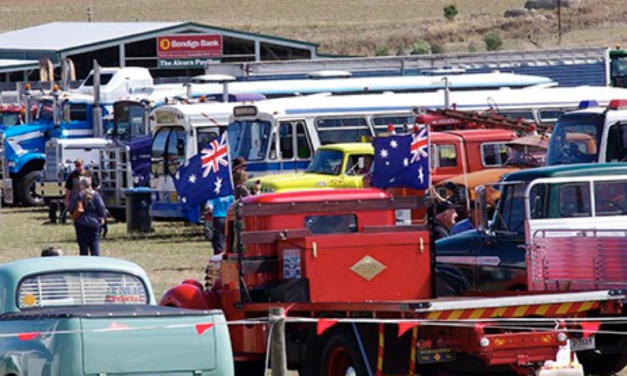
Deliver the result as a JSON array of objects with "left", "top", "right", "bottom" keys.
[{"left": 157, "top": 34, "right": 223, "bottom": 69}]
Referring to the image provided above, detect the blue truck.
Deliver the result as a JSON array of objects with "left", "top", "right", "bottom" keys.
[
  {"left": 0, "top": 66, "right": 155, "bottom": 207},
  {"left": 0, "top": 255, "right": 233, "bottom": 376}
]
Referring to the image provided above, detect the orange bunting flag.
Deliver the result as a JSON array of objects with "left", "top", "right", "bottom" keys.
[
  {"left": 580, "top": 321, "right": 601, "bottom": 338},
  {"left": 317, "top": 319, "right": 339, "bottom": 335},
  {"left": 108, "top": 322, "right": 132, "bottom": 331},
  {"left": 398, "top": 322, "right": 421, "bottom": 337},
  {"left": 18, "top": 332, "right": 41, "bottom": 341},
  {"left": 196, "top": 323, "right": 215, "bottom": 335}
]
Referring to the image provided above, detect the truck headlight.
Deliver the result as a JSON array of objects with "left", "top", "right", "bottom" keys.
[{"left": 7, "top": 161, "right": 15, "bottom": 168}]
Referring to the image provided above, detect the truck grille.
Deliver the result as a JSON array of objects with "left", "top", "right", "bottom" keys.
[{"left": 44, "top": 142, "right": 59, "bottom": 181}]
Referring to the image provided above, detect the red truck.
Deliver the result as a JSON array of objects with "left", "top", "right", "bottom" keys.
[{"left": 160, "top": 189, "right": 622, "bottom": 376}]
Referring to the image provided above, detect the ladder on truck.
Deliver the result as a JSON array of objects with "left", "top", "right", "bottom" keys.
[
  {"left": 416, "top": 107, "right": 541, "bottom": 134},
  {"left": 99, "top": 144, "right": 132, "bottom": 212}
]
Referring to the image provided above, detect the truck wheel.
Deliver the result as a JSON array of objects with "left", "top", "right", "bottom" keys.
[
  {"left": 17, "top": 171, "right": 44, "bottom": 207},
  {"left": 109, "top": 208, "right": 126, "bottom": 222},
  {"left": 320, "top": 329, "right": 367, "bottom": 376},
  {"left": 578, "top": 351, "right": 627, "bottom": 376}
]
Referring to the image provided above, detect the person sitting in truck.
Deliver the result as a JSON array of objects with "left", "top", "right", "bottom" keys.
[
  {"left": 450, "top": 201, "right": 479, "bottom": 235},
  {"left": 433, "top": 200, "right": 458, "bottom": 240}
]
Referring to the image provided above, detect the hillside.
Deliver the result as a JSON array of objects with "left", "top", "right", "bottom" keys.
[{"left": 0, "top": 0, "right": 626, "bottom": 56}]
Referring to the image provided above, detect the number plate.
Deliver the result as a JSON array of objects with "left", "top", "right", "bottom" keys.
[{"left": 571, "top": 336, "right": 595, "bottom": 351}]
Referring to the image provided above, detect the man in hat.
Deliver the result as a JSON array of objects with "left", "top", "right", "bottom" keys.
[
  {"left": 63, "top": 158, "right": 99, "bottom": 223},
  {"left": 433, "top": 200, "right": 458, "bottom": 240}
]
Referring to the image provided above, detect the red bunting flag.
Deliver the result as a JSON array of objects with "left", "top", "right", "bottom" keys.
[
  {"left": 196, "top": 323, "right": 215, "bottom": 335},
  {"left": 109, "top": 322, "right": 132, "bottom": 331},
  {"left": 398, "top": 322, "right": 421, "bottom": 337},
  {"left": 18, "top": 332, "right": 41, "bottom": 341},
  {"left": 317, "top": 319, "right": 339, "bottom": 335},
  {"left": 580, "top": 321, "right": 601, "bottom": 338}
]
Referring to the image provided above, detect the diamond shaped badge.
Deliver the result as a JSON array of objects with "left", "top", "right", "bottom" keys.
[{"left": 350, "top": 255, "right": 386, "bottom": 281}]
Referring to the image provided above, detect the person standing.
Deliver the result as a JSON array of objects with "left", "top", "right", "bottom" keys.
[
  {"left": 63, "top": 158, "right": 99, "bottom": 222},
  {"left": 68, "top": 177, "right": 106, "bottom": 256},
  {"left": 206, "top": 195, "right": 234, "bottom": 255}
]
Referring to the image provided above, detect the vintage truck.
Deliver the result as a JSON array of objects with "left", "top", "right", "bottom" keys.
[
  {"left": 252, "top": 129, "right": 518, "bottom": 194},
  {"left": 0, "top": 256, "right": 234, "bottom": 376},
  {"left": 160, "top": 188, "right": 623, "bottom": 376},
  {"left": 436, "top": 163, "right": 627, "bottom": 376}
]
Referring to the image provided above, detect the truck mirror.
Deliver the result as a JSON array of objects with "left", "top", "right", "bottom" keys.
[{"left": 475, "top": 186, "right": 489, "bottom": 233}]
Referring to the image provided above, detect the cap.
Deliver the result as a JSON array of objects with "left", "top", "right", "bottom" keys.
[
  {"left": 436, "top": 200, "right": 455, "bottom": 215},
  {"left": 232, "top": 157, "right": 246, "bottom": 171},
  {"left": 74, "top": 158, "right": 84, "bottom": 165},
  {"left": 442, "top": 182, "right": 458, "bottom": 192}
]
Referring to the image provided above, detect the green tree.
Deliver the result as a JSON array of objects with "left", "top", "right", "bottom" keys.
[
  {"left": 375, "top": 45, "right": 390, "bottom": 56},
  {"left": 411, "top": 39, "right": 432, "bottom": 55},
  {"left": 443, "top": 4, "right": 458, "bottom": 21},
  {"left": 483, "top": 31, "right": 503, "bottom": 51}
]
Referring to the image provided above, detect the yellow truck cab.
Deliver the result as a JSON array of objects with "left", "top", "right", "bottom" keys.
[{"left": 250, "top": 143, "right": 373, "bottom": 193}]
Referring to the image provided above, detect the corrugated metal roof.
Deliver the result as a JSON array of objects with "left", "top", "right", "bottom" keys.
[
  {"left": 0, "top": 59, "right": 38, "bottom": 69},
  {"left": 0, "top": 22, "right": 183, "bottom": 51}
]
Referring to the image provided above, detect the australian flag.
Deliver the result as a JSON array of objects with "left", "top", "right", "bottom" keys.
[
  {"left": 370, "top": 127, "right": 430, "bottom": 190},
  {"left": 174, "top": 132, "right": 233, "bottom": 207}
]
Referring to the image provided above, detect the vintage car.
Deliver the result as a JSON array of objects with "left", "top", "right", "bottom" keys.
[
  {"left": 0, "top": 256, "right": 233, "bottom": 376},
  {"left": 249, "top": 142, "right": 374, "bottom": 193}
]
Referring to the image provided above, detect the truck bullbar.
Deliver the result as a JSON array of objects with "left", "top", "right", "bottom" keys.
[{"left": 100, "top": 143, "right": 132, "bottom": 209}]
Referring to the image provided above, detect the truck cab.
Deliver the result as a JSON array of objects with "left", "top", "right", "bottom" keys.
[
  {"left": 252, "top": 143, "right": 373, "bottom": 193},
  {"left": 436, "top": 163, "right": 627, "bottom": 293},
  {"left": 546, "top": 99, "right": 627, "bottom": 166}
]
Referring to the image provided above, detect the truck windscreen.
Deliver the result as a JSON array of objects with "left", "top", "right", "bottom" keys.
[{"left": 546, "top": 113, "right": 604, "bottom": 165}]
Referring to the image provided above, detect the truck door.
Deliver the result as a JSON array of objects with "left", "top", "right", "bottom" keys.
[{"left": 474, "top": 183, "right": 531, "bottom": 292}]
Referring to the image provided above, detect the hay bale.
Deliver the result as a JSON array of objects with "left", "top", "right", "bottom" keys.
[{"left": 504, "top": 8, "right": 530, "bottom": 18}]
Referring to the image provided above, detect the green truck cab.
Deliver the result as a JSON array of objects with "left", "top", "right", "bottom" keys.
[
  {"left": 0, "top": 256, "right": 233, "bottom": 376},
  {"left": 250, "top": 143, "right": 373, "bottom": 193}
]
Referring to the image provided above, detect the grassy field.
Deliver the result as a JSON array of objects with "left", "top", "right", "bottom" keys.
[
  {"left": 0, "top": 0, "right": 626, "bottom": 56},
  {"left": 0, "top": 206, "right": 211, "bottom": 299}
]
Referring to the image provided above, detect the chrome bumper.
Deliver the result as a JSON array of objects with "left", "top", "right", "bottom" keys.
[
  {"left": 38, "top": 181, "right": 65, "bottom": 198},
  {"left": 0, "top": 178, "right": 13, "bottom": 204}
]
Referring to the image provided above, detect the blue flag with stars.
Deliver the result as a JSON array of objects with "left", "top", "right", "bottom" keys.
[
  {"left": 174, "top": 132, "right": 233, "bottom": 208},
  {"left": 370, "top": 128, "right": 430, "bottom": 190}
]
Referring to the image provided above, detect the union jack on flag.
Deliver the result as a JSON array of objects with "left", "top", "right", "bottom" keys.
[
  {"left": 174, "top": 132, "right": 234, "bottom": 207},
  {"left": 370, "top": 128, "right": 430, "bottom": 190},
  {"left": 201, "top": 134, "right": 229, "bottom": 177},
  {"left": 410, "top": 126, "right": 429, "bottom": 163}
]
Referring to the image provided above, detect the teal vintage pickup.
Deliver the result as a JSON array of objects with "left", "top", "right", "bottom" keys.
[{"left": 0, "top": 256, "right": 234, "bottom": 376}]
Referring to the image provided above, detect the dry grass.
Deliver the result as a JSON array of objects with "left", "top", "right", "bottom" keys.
[
  {"left": 0, "top": 206, "right": 211, "bottom": 298},
  {"left": 0, "top": 0, "right": 626, "bottom": 56}
]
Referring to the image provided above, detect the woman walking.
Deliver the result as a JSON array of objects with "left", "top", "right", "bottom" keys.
[{"left": 68, "top": 177, "right": 106, "bottom": 256}]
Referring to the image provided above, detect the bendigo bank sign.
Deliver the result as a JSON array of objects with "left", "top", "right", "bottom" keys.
[{"left": 157, "top": 34, "right": 223, "bottom": 59}]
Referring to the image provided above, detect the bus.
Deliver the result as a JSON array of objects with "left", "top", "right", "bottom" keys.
[{"left": 227, "top": 86, "right": 627, "bottom": 178}]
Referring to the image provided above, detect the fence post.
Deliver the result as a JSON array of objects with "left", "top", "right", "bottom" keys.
[{"left": 270, "top": 307, "right": 287, "bottom": 376}]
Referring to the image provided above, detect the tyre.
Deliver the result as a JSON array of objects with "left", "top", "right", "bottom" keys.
[
  {"left": 109, "top": 207, "right": 126, "bottom": 222},
  {"left": 578, "top": 350, "right": 627, "bottom": 376},
  {"left": 320, "top": 329, "right": 368, "bottom": 376},
  {"left": 17, "top": 171, "right": 44, "bottom": 207},
  {"left": 435, "top": 264, "right": 469, "bottom": 297}
]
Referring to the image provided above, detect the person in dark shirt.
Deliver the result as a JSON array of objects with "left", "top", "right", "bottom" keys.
[
  {"left": 68, "top": 177, "right": 107, "bottom": 256},
  {"left": 64, "top": 158, "right": 99, "bottom": 211},
  {"left": 433, "top": 200, "right": 458, "bottom": 240}
]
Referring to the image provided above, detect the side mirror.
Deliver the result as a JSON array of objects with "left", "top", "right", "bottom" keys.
[{"left": 475, "top": 186, "right": 489, "bottom": 234}]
